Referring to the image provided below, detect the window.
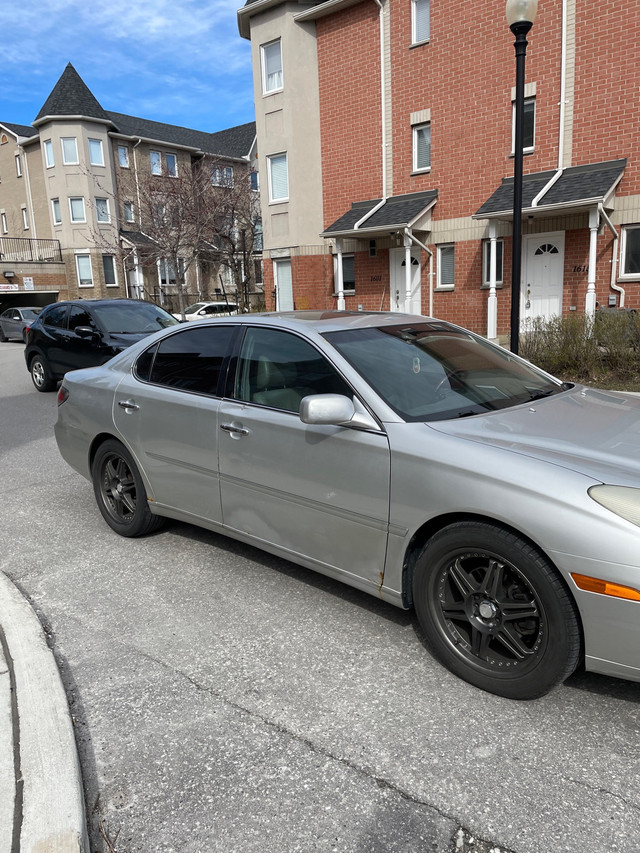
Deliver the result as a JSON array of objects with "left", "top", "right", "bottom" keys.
[
  {"left": 51, "top": 198, "right": 62, "bottom": 225},
  {"left": 165, "top": 153, "right": 177, "bottom": 177},
  {"left": 42, "top": 304, "right": 68, "bottom": 328},
  {"left": 95, "top": 198, "right": 110, "bottom": 223},
  {"left": 15, "top": 154, "right": 22, "bottom": 177},
  {"left": 143, "top": 325, "right": 235, "bottom": 394},
  {"left": 159, "top": 258, "right": 185, "bottom": 285},
  {"left": 254, "top": 218, "right": 263, "bottom": 252},
  {"left": 118, "top": 146, "right": 130, "bottom": 168},
  {"left": 334, "top": 254, "right": 355, "bottom": 293},
  {"left": 261, "top": 40, "right": 283, "bottom": 93},
  {"left": 69, "top": 197, "right": 86, "bottom": 222},
  {"left": 482, "top": 239, "right": 504, "bottom": 286},
  {"left": 267, "top": 153, "right": 288, "bottom": 202},
  {"left": 437, "top": 244, "right": 455, "bottom": 289},
  {"left": 89, "top": 138, "right": 104, "bottom": 166},
  {"left": 102, "top": 255, "right": 117, "bottom": 286},
  {"left": 68, "top": 305, "right": 98, "bottom": 330},
  {"left": 75, "top": 253, "right": 94, "bottom": 287},
  {"left": 124, "top": 201, "right": 135, "bottom": 223},
  {"left": 61, "top": 137, "right": 79, "bottom": 165},
  {"left": 1, "top": 212, "right": 7, "bottom": 234},
  {"left": 413, "top": 122, "right": 431, "bottom": 171},
  {"left": 621, "top": 226, "right": 640, "bottom": 278},
  {"left": 150, "top": 150, "right": 162, "bottom": 175},
  {"left": 44, "top": 139, "right": 54, "bottom": 168},
  {"left": 212, "top": 165, "right": 234, "bottom": 187},
  {"left": 412, "top": 0, "right": 430, "bottom": 43},
  {"left": 512, "top": 97, "right": 535, "bottom": 153},
  {"left": 21, "top": 207, "right": 29, "bottom": 230},
  {"left": 250, "top": 170, "right": 259, "bottom": 191},
  {"left": 235, "top": 327, "right": 352, "bottom": 413}
]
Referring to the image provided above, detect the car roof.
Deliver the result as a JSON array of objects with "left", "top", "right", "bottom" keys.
[{"left": 202, "top": 310, "right": 447, "bottom": 334}]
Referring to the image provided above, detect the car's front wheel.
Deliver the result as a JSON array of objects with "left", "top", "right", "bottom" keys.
[
  {"left": 29, "top": 354, "right": 55, "bottom": 392},
  {"left": 91, "top": 440, "right": 164, "bottom": 538},
  {"left": 412, "top": 521, "right": 582, "bottom": 700}
]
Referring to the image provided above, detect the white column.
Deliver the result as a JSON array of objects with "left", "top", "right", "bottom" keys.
[
  {"left": 404, "top": 232, "right": 412, "bottom": 312},
  {"left": 336, "top": 239, "right": 345, "bottom": 311},
  {"left": 586, "top": 207, "right": 599, "bottom": 317},
  {"left": 487, "top": 222, "right": 498, "bottom": 339}
]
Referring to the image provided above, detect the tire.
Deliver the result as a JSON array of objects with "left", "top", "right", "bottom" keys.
[
  {"left": 29, "top": 354, "right": 56, "bottom": 392},
  {"left": 91, "top": 439, "right": 164, "bottom": 538},
  {"left": 0, "top": 327, "right": 6, "bottom": 342},
  {"left": 412, "top": 521, "right": 581, "bottom": 700}
]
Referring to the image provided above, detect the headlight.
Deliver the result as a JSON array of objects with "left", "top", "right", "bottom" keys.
[{"left": 588, "top": 485, "right": 640, "bottom": 527}]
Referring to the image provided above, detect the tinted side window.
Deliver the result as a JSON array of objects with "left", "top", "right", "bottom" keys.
[
  {"left": 68, "top": 306, "right": 98, "bottom": 331},
  {"left": 42, "top": 305, "right": 68, "bottom": 329},
  {"left": 149, "top": 326, "right": 234, "bottom": 395},
  {"left": 135, "top": 345, "right": 157, "bottom": 382},
  {"left": 235, "top": 327, "right": 352, "bottom": 413}
]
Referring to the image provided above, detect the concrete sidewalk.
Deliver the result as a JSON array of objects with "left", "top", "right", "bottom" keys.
[{"left": 0, "top": 572, "right": 88, "bottom": 852}]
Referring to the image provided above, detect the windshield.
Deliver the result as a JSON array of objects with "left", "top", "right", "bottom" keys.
[
  {"left": 324, "top": 323, "right": 568, "bottom": 422},
  {"left": 96, "top": 302, "right": 179, "bottom": 334},
  {"left": 21, "top": 308, "right": 42, "bottom": 319}
]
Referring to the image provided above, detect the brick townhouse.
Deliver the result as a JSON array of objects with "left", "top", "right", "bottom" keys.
[
  {"left": 0, "top": 63, "right": 260, "bottom": 313},
  {"left": 238, "top": 0, "right": 640, "bottom": 338}
]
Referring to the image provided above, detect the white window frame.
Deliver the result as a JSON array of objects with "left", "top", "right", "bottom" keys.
[
  {"left": 150, "top": 150, "right": 162, "bottom": 175},
  {"left": 165, "top": 153, "right": 178, "bottom": 178},
  {"left": 88, "top": 138, "right": 104, "bottom": 166},
  {"left": 333, "top": 253, "right": 355, "bottom": 294},
  {"left": 482, "top": 239, "right": 504, "bottom": 286},
  {"left": 95, "top": 197, "right": 110, "bottom": 223},
  {"left": 44, "top": 139, "right": 55, "bottom": 168},
  {"left": 620, "top": 225, "right": 640, "bottom": 279},
  {"left": 437, "top": 243, "right": 455, "bottom": 290},
  {"left": 261, "top": 40, "right": 283, "bottom": 94},
  {"left": 75, "top": 253, "right": 94, "bottom": 288},
  {"left": 118, "top": 146, "right": 130, "bottom": 168},
  {"left": 212, "top": 165, "right": 234, "bottom": 187},
  {"left": 102, "top": 254, "right": 118, "bottom": 287},
  {"left": 1, "top": 212, "right": 7, "bottom": 234},
  {"left": 15, "top": 154, "right": 22, "bottom": 177},
  {"left": 124, "top": 201, "right": 135, "bottom": 223},
  {"left": 69, "top": 197, "right": 86, "bottom": 223},
  {"left": 21, "top": 206, "right": 29, "bottom": 230},
  {"left": 412, "top": 0, "right": 430, "bottom": 44},
  {"left": 412, "top": 122, "right": 431, "bottom": 172},
  {"left": 267, "top": 153, "right": 289, "bottom": 203},
  {"left": 61, "top": 137, "right": 79, "bottom": 165},
  {"left": 511, "top": 96, "right": 536, "bottom": 155},
  {"left": 51, "top": 198, "right": 62, "bottom": 225}
]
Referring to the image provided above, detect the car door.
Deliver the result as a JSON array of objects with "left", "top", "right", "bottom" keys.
[
  {"left": 218, "top": 325, "right": 391, "bottom": 590},
  {"left": 113, "top": 324, "right": 236, "bottom": 525}
]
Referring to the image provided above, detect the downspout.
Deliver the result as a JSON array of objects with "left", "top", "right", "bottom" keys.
[
  {"left": 20, "top": 146, "right": 38, "bottom": 240},
  {"left": 372, "top": 0, "right": 387, "bottom": 198},
  {"left": 132, "top": 139, "right": 142, "bottom": 225},
  {"left": 404, "top": 229, "right": 434, "bottom": 317},
  {"left": 599, "top": 203, "right": 625, "bottom": 307}
]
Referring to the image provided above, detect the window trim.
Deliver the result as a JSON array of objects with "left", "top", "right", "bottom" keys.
[
  {"left": 482, "top": 238, "right": 504, "bottom": 287},
  {"left": 95, "top": 197, "right": 110, "bottom": 224},
  {"left": 261, "top": 39, "right": 283, "bottom": 94},
  {"left": 123, "top": 201, "right": 135, "bottom": 223},
  {"left": 1, "top": 212, "right": 7, "bottom": 234},
  {"left": 75, "top": 252, "right": 94, "bottom": 288},
  {"left": 44, "top": 139, "right": 55, "bottom": 168},
  {"left": 267, "top": 152, "right": 289, "bottom": 203},
  {"left": 333, "top": 253, "right": 355, "bottom": 295},
  {"left": 61, "top": 137, "right": 79, "bottom": 165},
  {"left": 411, "top": 0, "right": 431, "bottom": 45},
  {"left": 15, "top": 154, "right": 22, "bottom": 177},
  {"left": 620, "top": 225, "right": 640, "bottom": 280},
  {"left": 69, "top": 196, "right": 86, "bottom": 223},
  {"left": 88, "top": 138, "right": 105, "bottom": 167},
  {"left": 102, "top": 254, "right": 118, "bottom": 287},
  {"left": 118, "top": 145, "right": 130, "bottom": 168},
  {"left": 165, "top": 152, "right": 178, "bottom": 178},
  {"left": 412, "top": 121, "right": 431, "bottom": 173},
  {"left": 511, "top": 96, "right": 536, "bottom": 155},
  {"left": 51, "top": 198, "right": 62, "bottom": 225},
  {"left": 150, "top": 150, "right": 162, "bottom": 175},
  {"left": 437, "top": 243, "right": 455, "bottom": 291}
]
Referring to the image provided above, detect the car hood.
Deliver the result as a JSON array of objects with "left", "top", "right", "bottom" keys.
[{"left": 427, "top": 385, "right": 640, "bottom": 485}]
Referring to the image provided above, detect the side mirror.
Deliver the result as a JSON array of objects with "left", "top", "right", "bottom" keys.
[
  {"left": 74, "top": 326, "right": 99, "bottom": 339},
  {"left": 299, "top": 394, "right": 379, "bottom": 431}
]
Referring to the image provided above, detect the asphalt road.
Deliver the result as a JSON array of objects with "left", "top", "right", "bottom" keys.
[{"left": 1, "top": 340, "right": 640, "bottom": 853}]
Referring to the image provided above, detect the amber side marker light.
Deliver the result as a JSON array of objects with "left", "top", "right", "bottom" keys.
[{"left": 571, "top": 573, "right": 640, "bottom": 602}]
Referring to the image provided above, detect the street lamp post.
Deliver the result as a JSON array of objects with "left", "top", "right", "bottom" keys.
[{"left": 506, "top": 0, "right": 537, "bottom": 354}]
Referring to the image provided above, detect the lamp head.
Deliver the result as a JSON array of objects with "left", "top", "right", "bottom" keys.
[{"left": 506, "top": 0, "right": 538, "bottom": 26}]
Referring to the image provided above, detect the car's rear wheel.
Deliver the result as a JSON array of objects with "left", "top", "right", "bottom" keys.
[
  {"left": 92, "top": 440, "right": 164, "bottom": 538},
  {"left": 29, "top": 354, "right": 55, "bottom": 392},
  {"left": 412, "top": 521, "right": 581, "bottom": 700},
  {"left": 0, "top": 327, "right": 6, "bottom": 342}
]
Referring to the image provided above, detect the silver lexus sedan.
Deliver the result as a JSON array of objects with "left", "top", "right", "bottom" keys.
[{"left": 54, "top": 311, "right": 640, "bottom": 699}]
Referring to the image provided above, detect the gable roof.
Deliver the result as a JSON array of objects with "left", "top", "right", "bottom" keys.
[
  {"left": 34, "top": 63, "right": 111, "bottom": 126},
  {"left": 0, "top": 122, "right": 37, "bottom": 140},
  {"left": 323, "top": 191, "right": 438, "bottom": 237}
]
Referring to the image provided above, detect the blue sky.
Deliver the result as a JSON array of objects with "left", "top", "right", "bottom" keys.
[{"left": 0, "top": 0, "right": 255, "bottom": 133}]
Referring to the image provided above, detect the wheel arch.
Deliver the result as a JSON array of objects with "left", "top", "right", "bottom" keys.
[{"left": 88, "top": 432, "right": 156, "bottom": 502}]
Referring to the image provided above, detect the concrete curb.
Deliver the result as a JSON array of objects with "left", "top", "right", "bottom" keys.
[{"left": 0, "top": 572, "right": 88, "bottom": 852}]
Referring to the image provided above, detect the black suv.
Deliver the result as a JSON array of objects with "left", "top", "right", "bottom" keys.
[{"left": 24, "top": 298, "right": 179, "bottom": 391}]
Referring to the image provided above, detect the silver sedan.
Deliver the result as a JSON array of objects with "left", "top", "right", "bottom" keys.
[
  {"left": 54, "top": 311, "right": 640, "bottom": 699},
  {"left": 0, "top": 306, "right": 42, "bottom": 342}
]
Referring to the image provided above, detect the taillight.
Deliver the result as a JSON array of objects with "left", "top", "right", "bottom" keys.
[{"left": 57, "top": 385, "right": 69, "bottom": 406}]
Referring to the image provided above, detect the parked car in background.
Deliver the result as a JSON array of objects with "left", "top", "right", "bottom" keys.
[
  {"left": 54, "top": 310, "right": 640, "bottom": 700},
  {"left": 173, "top": 301, "right": 238, "bottom": 321},
  {"left": 25, "top": 298, "right": 178, "bottom": 391},
  {"left": 0, "top": 306, "right": 42, "bottom": 342}
]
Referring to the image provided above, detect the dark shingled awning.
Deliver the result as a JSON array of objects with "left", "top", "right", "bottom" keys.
[
  {"left": 474, "top": 160, "right": 626, "bottom": 219},
  {"left": 323, "top": 190, "right": 438, "bottom": 237}
]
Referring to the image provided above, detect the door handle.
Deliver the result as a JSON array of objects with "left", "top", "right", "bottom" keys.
[
  {"left": 118, "top": 399, "right": 139, "bottom": 411},
  {"left": 220, "top": 422, "right": 250, "bottom": 436}
]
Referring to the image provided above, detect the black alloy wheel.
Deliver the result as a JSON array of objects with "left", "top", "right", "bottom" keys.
[
  {"left": 413, "top": 521, "right": 581, "bottom": 700},
  {"left": 92, "top": 440, "right": 164, "bottom": 538}
]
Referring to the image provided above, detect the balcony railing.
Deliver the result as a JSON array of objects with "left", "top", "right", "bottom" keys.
[{"left": 0, "top": 237, "right": 63, "bottom": 263}]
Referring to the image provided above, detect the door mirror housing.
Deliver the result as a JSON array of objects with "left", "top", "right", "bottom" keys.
[
  {"left": 74, "top": 326, "right": 99, "bottom": 339},
  {"left": 299, "top": 394, "right": 379, "bottom": 431}
]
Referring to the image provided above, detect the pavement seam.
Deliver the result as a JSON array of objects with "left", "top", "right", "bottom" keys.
[{"left": 0, "top": 622, "right": 23, "bottom": 853}]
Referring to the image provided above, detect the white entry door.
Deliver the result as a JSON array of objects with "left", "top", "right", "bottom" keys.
[
  {"left": 390, "top": 248, "right": 421, "bottom": 314},
  {"left": 522, "top": 232, "right": 565, "bottom": 327}
]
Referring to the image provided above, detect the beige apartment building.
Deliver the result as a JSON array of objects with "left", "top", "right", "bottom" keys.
[{"left": 0, "top": 63, "right": 260, "bottom": 314}]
